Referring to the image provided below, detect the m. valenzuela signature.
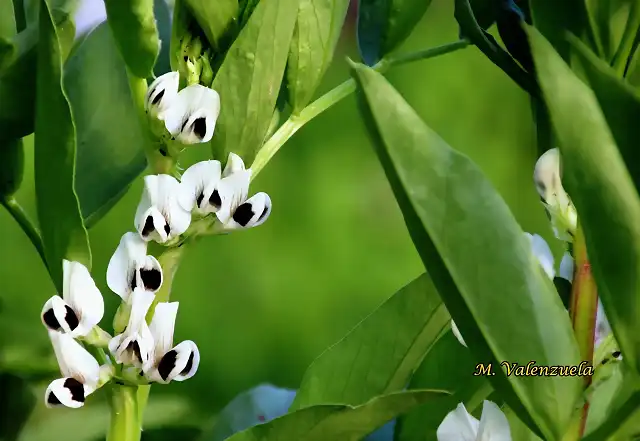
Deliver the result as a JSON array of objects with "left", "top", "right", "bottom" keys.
[{"left": 473, "top": 361, "right": 594, "bottom": 377}]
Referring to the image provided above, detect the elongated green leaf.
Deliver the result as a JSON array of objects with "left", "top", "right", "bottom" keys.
[
  {"left": 104, "top": 0, "right": 160, "bottom": 78},
  {"left": 468, "top": 0, "right": 499, "bottom": 30},
  {"left": 63, "top": 23, "right": 148, "bottom": 228},
  {"left": 211, "top": 0, "right": 298, "bottom": 164},
  {"left": 287, "top": 0, "right": 350, "bottom": 113},
  {"left": 291, "top": 273, "right": 449, "bottom": 410},
  {"left": 395, "top": 331, "right": 493, "bottom": 441},
  {"left": 351, "top": 62, "right": 582, "bottom": 441},
  {"left": 528, "top": 27, "right": 640, "bottom": 377},
  {"left": 34, "top": 0, "right": 91, "bottom": 286},
  {"left": 226, "top": 390, "right": 448, "bottom": 441},
  {"left": 0, "top": 137, "right": 24, "bottom": 197},
  {"left": 529, "top": 0, "right": 597, "bottom": 60},
  {"left": 0, "top": 0, "right": 16, "bottom": 39},
  {"left": 585, "top": 0, "right": 635, "bottom": 61},
  {"left": 183, "top": 0, "right": 238, "bottom": 53},
  {"left": 569, "top": 36, "right": 640, "bottom": 192},
  {"left": 357, "top": 0, "right": 433, "bottom": 66}
]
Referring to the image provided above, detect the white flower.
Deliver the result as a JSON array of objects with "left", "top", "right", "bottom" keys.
[
  {"left": 159, "top": 84, "right": 220, "bottom": 144},
  {"left": 524, "top": 232, "right": 554, "bottom": 280},
  {"left": 134, "top": 174, "right": 192, "bottom": 243},
  {"left": 143, "top": 302, "right": 200, "bottom": 383},
  {"left": 41, "top": 260, "right": 104, "bottom": 337},
  {"left": 145, "top": 72, "right": 180, "bottom": 118},
  {"left": 437, "top": 400, "right": 511, "bottom": 441},
  {"left": 107, "top": 232, "right": 163, "bottom": 301},
  {"left": 45, "top": 332, "right": 100, "bottom": 408},
  {"left": 451, "top": 320, "right": 466, "bottom": 347},
  {"left": 533, "top": 148, "right": 577, "bottom": 241},
  {"left": 178, "top": 159, "right": 223, "bottom": 215},
  {"left": 558, "top": 252, "right": 574, "bottom": 282},
  {"left": 108, "top": 288, "right": 155, "bottom": 368}
]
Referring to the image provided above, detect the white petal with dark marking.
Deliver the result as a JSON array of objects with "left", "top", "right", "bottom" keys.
[
  {"left": 45, "top": 377, "right": 87, "bottom": 408},
  {"left": 153, "top": 340, "right": 200, "bottom": 383},
  {"left": 215, "top": 169, "right": 251, "bottom": 225},
  {"left": 49, "top": 332, "right": 100, "bottom": 388},
  {"left": 41, "top": 295, "right": 79, "bottom": 334},
  {"left": 108, "top": 289, "right": 155, "bottom": 368},
  {"left": 145, "top": 72, "right": 179, "bottom": 117},
  {"left": 160, "top": 85, "right": 220, "bottom": 144},
  {"left": 148, "top": 302, "right": 179, "bottom": 367},
  {"left": 222, "top": 192, "right": 272, "bottom": 230},
  {"left": 178, "top": 160, "right": 222, "bottom": 214}
]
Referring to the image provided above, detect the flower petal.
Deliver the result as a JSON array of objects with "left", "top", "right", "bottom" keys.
[
  {"left": 41, "top": 295, "right": 78, "bottom": 334},
  {"left": 451, "top": 320, "right": 467, "bottom": 347},
  {"left": 215, "top": 169, "right": 251, "bottom": 225},
  {"left": 145, "top": 72, "right": 179, "bottom": 117},
  {"left": 558, "top": 252, "right": 574, "bottom": 282},
  {"left": 222, "top": 192, "right": 272, "bottom": 230},
  {"left": 49, "top": 332, "right": 100, "bottom": 387},
  {"left": 525, "top": 233, "right": 555, "bottom": 280},
  {"left": 178, "top": 160, "right": 222, "bottom": 214},
  {"left": 533, "top": 148, "right": 563, "bottom": 204},
  {"left": 222, "top": 152, "right": 247, "bottom": 178},
  {"left": 161, "top": 85, "right": 221, "bottom": 144},
  {"left": 109, "top": 289, "right": 156, "bottom": 367},
  {"left": 436, "top": 402, "right": 479, "bottom": 441},
  {"left": 138, "top": 255, "right": 163, "bottom": 293},
  {"left": 595, "top": 299, "right": 612, "bottom": 349},
  {"left": 148, "top": 302, "right": 179, "bottom": 365},
  {"left": 155, "top": 340, "right": 200, "bottom": 383},
  {"left": 45, "top": 377, "right": 87, "bottom": 408},
  {"left": 61, "top": 260, "right": 104, "bottom": 337},
  {"left": 107, "top": 232, "right": 148, "bottom": 300},
  {"left": 477, "top": 400, "right": 512, "bottom": 441}
]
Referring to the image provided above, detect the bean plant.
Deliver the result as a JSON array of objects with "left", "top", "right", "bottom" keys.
[{"left": 0, "top": 0, "right": 639, "bottom": 440}]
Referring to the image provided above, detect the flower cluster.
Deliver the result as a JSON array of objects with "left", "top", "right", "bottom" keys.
[{"left": 39, "top": 68, "right": 272, "bottom": 409}]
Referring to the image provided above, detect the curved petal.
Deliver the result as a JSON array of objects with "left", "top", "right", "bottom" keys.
[
  {"left": 138, "top": 255, "right": 163, "bottom": 293},
  {"left": 109, "top": 289, "right": 156, "bottom": 367},
  {"left": 41, "top": 295, "right": 78, "bottom": 334},
  {"left": 50, "top": 332, "right": 100, "bottom": 387},
  {"left": 558, "top": 252, "right": 574, "bottom": 282},
  {"left": 222, "top": 152, "right": 247, "bottom": 178},
  {"left": 145, "top": 72, "right": 179, "bottom": 117},
  {"left": 525, "top": 233, "right": 555, "bottom": 280},
  {"left": 154, "top": 340, "right": 200, "bottom": 383},
  {"left": 178, "top": 160, "right": 222, "bottom": 213},
  {"left": 222, "top": 192, "right": 272, "bottom": 230},
  {"left": 533, "top": 148, "right": 563, "bottom": 204},
  {"left": 161, "top": 85, "right": 221, "bottom": 144},
  {"left": 477, "top": 400, "right": 512, "bottom": 441},
  {"left": 436, "top": 402, "right": 479, "bottom": 441},
  {"left": 215, "top": 170, "right": 251, "bottom": 225},
  {"left": 62, "top": 260, "right": 104, "bottom": 337},
  {"left": 107, "top": 232, "right": 148, "bottom": 300},
  {"left": 148, "top": 302, "right": 179, "bottom": 364},
  {"left": 45, "top": 377, "right": 87, "bottom": 408},
  {"left": 451, "top": 320, "right": 467, "bottom": 347}
]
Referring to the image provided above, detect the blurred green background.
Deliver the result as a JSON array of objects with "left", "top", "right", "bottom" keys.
[{"left": 0, "top": 0, "right": 559, "bottom": 439}]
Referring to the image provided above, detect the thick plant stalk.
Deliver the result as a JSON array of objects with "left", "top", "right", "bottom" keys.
[{"left": 107, "top": 385, "right": 141, "bottom": 441}]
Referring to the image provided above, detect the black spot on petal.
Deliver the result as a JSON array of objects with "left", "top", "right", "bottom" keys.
[
  {"left": 192, "top": 117, "right": 207, "bottom": 140},
  {"left": 196, "top": 192, "right": 204, "bottom": 208},
  {"left": 47, "top": 391, "right": 62, "bottom": 405},
  {"left": 612, "top": 351, "right": 622, "bottom": 358},
  {"left": 142, "top": 216, "right": 155, "bottom": 236},
  {"left": 258, "top": 205, "right": 269, "bottom": 222},
  {"left": 130, "top": 273, "right": 137, "bottom": 291},
  {"left": 43, "top": 308, "right": 62, "bottom": 330},
  {"left": 151, "top": 89, "right": 165, "bottom": 105},
  {"left": 233, "top": 203, "right": 254, "bottom": 227},
  {"left": 158, "top": 350, "right": 177, "bottom": 381},
  {"left": 64, "top": 378, "right": 85, "bottom": 403},
  {"left": 164, "top": 223, "right": 171, "bottom": 236},
  {"left": 127, "top": 341, "right": 143, "bottom": 363},
  {"left": 181, "top": 351, "right": 194, "bottom": 376},
  {"left": 209, "top": 190, "right": 221, "bottom": 208},
  {"left": 180, "top": 119, "right": 189, "bottom": 133},
  {"left": 140, "top": 268, "right": 162, "bottom": 291},
  {"left": 65, "top": 306, "right": 79, "bottom": 331}
]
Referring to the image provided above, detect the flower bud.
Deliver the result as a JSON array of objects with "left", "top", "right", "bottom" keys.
[
  {"left": 113, "top": 301, "right": 132, "bottom": 335},
  {"left": 82, "top": 326, "right": 113, "bottom": 348}
]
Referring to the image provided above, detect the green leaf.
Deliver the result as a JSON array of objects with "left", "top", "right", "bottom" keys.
[
  {"left": 153, "top": 0, "right": 172, "bottom": 77},
  {"left": 226, "top": 390, "right": 448, "bottom": 441},
  {"left": 0, "top": 0, "right": 16, "bottom": 39},
  {"left": 34, "top": 0, "right": 91, "bottom": 287},
  {"left": 286, "top": 0, "right": 350, "bottom": 113},
  {"left": 63, "top": 22, "right": 148, "bottom": 228},
  {"left": 0, "top": 137, "right": 24, "bottom": 197},
  {"left": 357, "top": 0, "right": 434, "bottom": 66},
  {"left": 529, "top": 0, "right": 598, "bottom": 60},
  {"left": 395, "top": 331, "right": 493, "bottom": 441},
  {"left": 585, "top": 0, "right": 636, "bottom": 62},
  {"left": 350, "top": 62, "right": 582, "bottom": 441},
  {"left": 528, "top": 27, "right": 640, "bottom": 377},
  {"left": 568, "top": 36, "right": 640, "bottom": 193},
  {"left": 0, "top": 373, "right": 36, "bottom": 441},
  {"left": 291, "top": 273, "right": 449, "bottom": 410},
  {"left": 104, "top": 0, "right": 160, "bottom": 78},
  {"left": 210, "top": 0, "right": 298, "bottom": 164},
  {"left": 183, "top": 0, "right": 238, "bottom": 53}
]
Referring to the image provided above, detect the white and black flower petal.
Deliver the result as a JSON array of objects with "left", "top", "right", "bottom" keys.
[
  {"left": 108, "top": 289, "right": 155, "bottom": 368},
  {"left": 222, "top": 192, "right": 272, "bottom": 230},
  {"left": 45, "top": 377, "right": 88, "bottom": 408},
  {"left": 41, "top": 260, "right": 104, "bottom": 337},
  {"left": 134, "top": 175, "right": 192, "bottom": 243},
  {"left": 148, "top": 302, "right": 179, "bottom": 365},
  {"left": 451, "top": 320, "right": 467, "bottom": 347},
  {"left": 155, "top": 340, "right": 200, "bottom": 383},
  {"left": 525, "top": 233, "right": 554, "bottom": 280},
  {"left": 145, "top": 72, "right": 179, "bottom": 117},
  {"left": 221, "top": 152, "right": 246, "bottom": 178},
  {"left": 178, "top": 160, "right": 223, "bottom": 214},
  {"left": 215, "top": 167, "right": 251, "bottom": 225},
  {"left": 107, "top": 232, "right": 163, "bottom": 301},
  {"left": 160, "top": 84, "right": 220, "bottom": 144}
]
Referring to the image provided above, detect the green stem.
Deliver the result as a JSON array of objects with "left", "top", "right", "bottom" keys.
[
  {"left": 1, "top": 197, "right": 47, "bottom": 269},
  {"left": 107, "top": 385, "right": 141, "bottom": 441},
  {"left": 250, "top": 39, "right": 470, "bottom": 179},
  {"left": 612, "top": 0, "right": 640, "bottom": 75}
]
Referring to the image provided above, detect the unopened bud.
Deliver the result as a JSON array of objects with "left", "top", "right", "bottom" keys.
[{"left": 113, "top": 301, "right": 132, "bottom": 335}]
